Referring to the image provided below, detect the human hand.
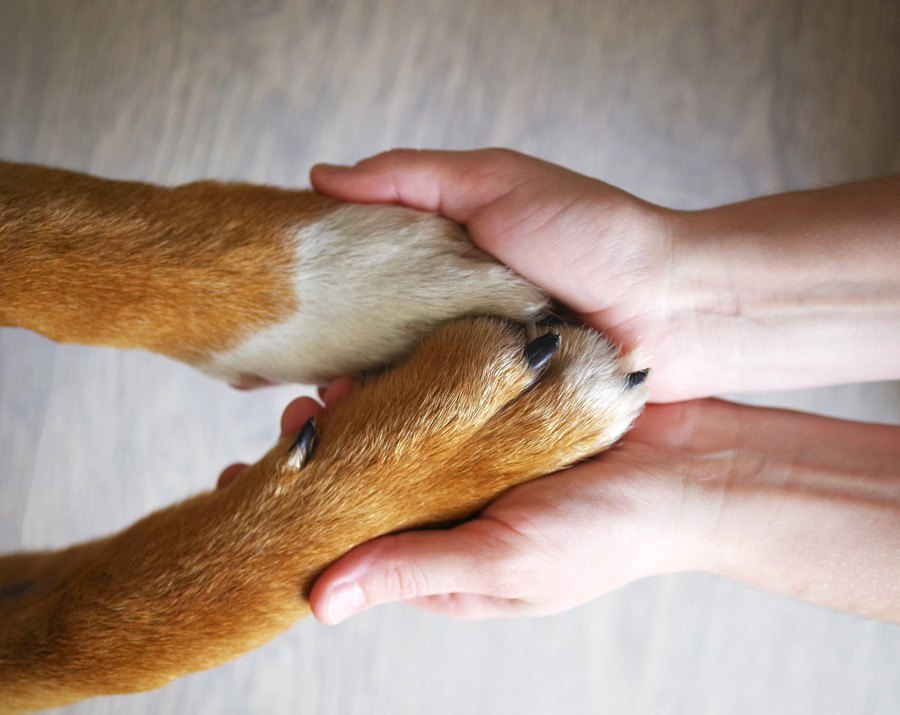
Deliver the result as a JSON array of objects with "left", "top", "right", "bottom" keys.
[
  {"left": 313, "top": 151, "right": 900, "bottom": 398},
  {"left": 303, "top": 395, "right": 900, "bottom": 623},
  {"left": 306, "top": 399, "right": 703, "bottom": 622},
  {"left": 312, "top": 149, "right": 700, "bottom": 402},
  {"left": 216, "top": 378, "right": 683, "bottom": 622}
]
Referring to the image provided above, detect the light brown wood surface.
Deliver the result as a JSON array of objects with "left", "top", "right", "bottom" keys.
[{"left": 1, "top": 1, "right": 898, "bottom": 713}]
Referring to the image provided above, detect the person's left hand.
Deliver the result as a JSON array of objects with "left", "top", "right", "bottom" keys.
[
  {"left": 218, "top": 386, "right": 707, "bottom": 623},
  {"left": 298, "top": 398, "right": 722, "bottom": 623}
]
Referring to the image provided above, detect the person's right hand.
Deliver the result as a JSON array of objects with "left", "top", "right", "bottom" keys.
[
  {"left": 312, "top": 149, "right": 701, "bottom": 401},
  {"left": 313, "top": 150, "right": 900, "bottom": 399}
]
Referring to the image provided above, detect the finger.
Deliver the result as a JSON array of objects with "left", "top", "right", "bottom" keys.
[
  {"left": 311, "top": 148, "right": 549, "bottom": 224},
  {"left": 322, "top": 377, "right": 357, "bottom": 407},
  {"left": 309, "top": 521, "right": 512, "bottom": 625},
  {"left": 217, "top": 462, "right": 249, "bottom": 489},
  {"left": 280, "top": 396, "right": 323, "bottom": 436}
]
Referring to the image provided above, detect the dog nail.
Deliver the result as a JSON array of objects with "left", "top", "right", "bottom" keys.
[
  {"left": 523, "top": 332, "right": 560, "bottom": 372},
  {"left": 626, "top": 369, "right": 650, "bottom": 388},
  {"left": 537, "top": 314, "right": 564, "bottom": 327},
  {"left": 287, "top": 417, "right": 318, "bottom": 470}
]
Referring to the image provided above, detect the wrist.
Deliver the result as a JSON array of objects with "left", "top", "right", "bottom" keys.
[
  {"left": 664, "top": 181, "right": 900, "bottom": 396},
  {"left": 622, "top": 205, "right": 745, "bottom": 401},
  {"left": 664, "top": 206, "right": 761, "bottom": 396},
  {"left": 657, "top": 400, "right": 900, "bottom": 620}
]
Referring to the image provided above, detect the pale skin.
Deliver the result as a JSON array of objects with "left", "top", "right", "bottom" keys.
[{"left": 220, "top": 149, "right": 900, "bottom": 623}]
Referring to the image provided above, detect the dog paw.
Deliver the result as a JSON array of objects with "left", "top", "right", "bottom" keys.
[
  {"left": 201, "top": 203, "right": 549, "bottom": 385},
  {"left": 0, "top": 318, "right": 646, "bottom": 704},
  {"left": 282, "top": 317, "right": 649, "bottom": 549}
]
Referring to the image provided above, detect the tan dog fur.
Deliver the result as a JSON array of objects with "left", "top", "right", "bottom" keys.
[{"left": 0, "top": 163, "right": 648, "bottom": 713}]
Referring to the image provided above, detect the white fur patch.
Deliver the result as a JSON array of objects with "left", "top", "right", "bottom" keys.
[
  {"left": 201, "top": 204, "right": 548, "bottom": 385},
  {"left": 562, "top": 328, "right": 650, "bottom": 447}
]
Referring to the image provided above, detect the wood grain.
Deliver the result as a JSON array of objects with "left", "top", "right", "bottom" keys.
[{"left": 1, "top": 1, "right": 898, "bottom": 713}]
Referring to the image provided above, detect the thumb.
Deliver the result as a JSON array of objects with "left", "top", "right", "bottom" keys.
[
  {"left": 309, "top": 521, "right": 507, "bottom": 625},
  {"left": 310, "top": 148, "right": 543, "bottom": 225}
]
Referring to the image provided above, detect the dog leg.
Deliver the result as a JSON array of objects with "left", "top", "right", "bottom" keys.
[
  {"left": 0, "top": 161, "right": 546, "bottom": 384},
  {"left": 0, "top": 318, "right": 647, "bottom": 712}
]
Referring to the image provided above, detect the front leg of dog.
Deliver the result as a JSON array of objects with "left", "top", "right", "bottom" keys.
[
  {"left": 0, "top": 161, "right": 545, "bottom": 385},
  {"left": 0, "top": 471, "right": 320, "bottom": 712},
  {"left": 0, "top": 319, "right": 529, "bottom": 711},
  {"left": 0, "top": 319, "right": 645, "bottom": 713}
]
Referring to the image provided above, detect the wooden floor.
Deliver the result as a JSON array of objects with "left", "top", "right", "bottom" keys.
[{"left": 2, "top": 1, "right": 899, "bottom": 713}]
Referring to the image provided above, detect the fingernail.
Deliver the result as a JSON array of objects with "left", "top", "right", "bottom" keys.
[
  {"left": 327, "top": 581, "right": 366, "bottom": 624},
  {"left": 523, "top": 331, "right": 561, "bottom": 372}
]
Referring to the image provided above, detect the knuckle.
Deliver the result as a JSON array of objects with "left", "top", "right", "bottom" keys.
[
  {"left": 379, "top": 560, "right": 427, "bottom": 601},
  {"left": 476, "top": 147, "right": 521, "bottom": 167},
  {"left": 374, "top": 147, "right": 420, "bottom": 167}
]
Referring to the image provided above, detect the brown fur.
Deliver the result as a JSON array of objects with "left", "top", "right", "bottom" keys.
[
  {"left": 0, "top": 164, "right": 645, "bottom": 713},
  {"left": 0, "top": 161, "right": 333, "bottom": 363}
]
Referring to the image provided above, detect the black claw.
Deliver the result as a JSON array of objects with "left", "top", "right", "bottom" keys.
[
  {"left": 537, "top": 313, "right": 564, "bottom": 327},
  {"left": 626, "top": 369, "right": 651, "bottom": 388},
  {"left": 523, "top": 331, "right": 561, "bottom": 372},
  {"left": 288, "top": 416, "right": 318, "bottom": 469}
]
